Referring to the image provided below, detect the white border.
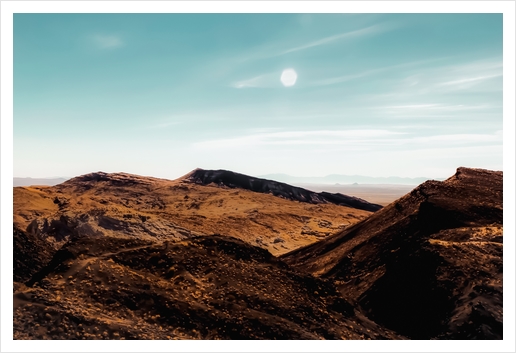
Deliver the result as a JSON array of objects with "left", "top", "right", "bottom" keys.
[
  {"left": 1, "top": 1, "right": 515, "bottom": 352},
  {"left": 0, "top": 1, "right": 514, "bottom": 14},
  {"left": 502, "top": 0, "right": 516, "bottom": 348}
]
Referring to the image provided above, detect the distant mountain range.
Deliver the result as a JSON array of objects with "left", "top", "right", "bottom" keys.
[
  {"left": 14, "top": 173, "right": 441, "bottom": 187},
  {"left": 259, "top": 173, "right": 443, "bottom": 185},
  {"left": 13, "top": 177, "right": 69, "bottom": 187}
]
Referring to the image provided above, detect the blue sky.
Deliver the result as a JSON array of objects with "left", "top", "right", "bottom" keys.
[{"left": 14, "top": 13, "right": 503, "bottom": 179}]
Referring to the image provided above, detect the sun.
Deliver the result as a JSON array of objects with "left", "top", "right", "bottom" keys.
[{"left": 280, "top": 69, "right": 297, "bottom": 87}]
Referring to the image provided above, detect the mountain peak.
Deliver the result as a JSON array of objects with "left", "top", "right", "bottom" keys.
[
  {"left": 177, "top": 168, "right": 205, "bottom": 180},
  {"left": 282, "top": 167, "right": 502, "bottom": 339},
  {"left": 451, "top": 166, "right": 503, "bottom": 181},
  {"left": 59, "top": 171, "right": 164, "bottom": 190}
]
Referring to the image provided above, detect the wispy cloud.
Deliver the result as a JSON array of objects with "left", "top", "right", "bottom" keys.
[
  {"left": 192, "top": 129, "right": 501, "bottom": 151},
  {"left": 278, "top": 24, "right": 391, "bottom": 56},
  {"left": 409, "top": 133, "right": 502, "bottom": 145},
  {"left": 91, "top": 34, "right": 124, "bottom": 49},
  {"left": 311, "top": 71, "right": 376, "bottom": 87},
  {"left": 193, "top": 129, "right": 405, "bottom": 149},
  {"left": 236, "top": 22, "right": 396, "bottom": 64},
  {"left": 401, "top": 58, "right": 503, "bottom": 93},
  {"left": 379, "top": 103, "right": 490, "bottom": 111},
  {"left": 348, "top": 57, "right": 503, "bottom": 115},
  {"left": 147, "top": 121, "right": 182, "bottom": 129},
  {"left": 372, "top": 103, "right": 494, "bottom": 120},
  {"left": 232, "top": 55, "right": 442, "bottom": 90},
  {"left": 224, "top": 22, "right": 399, "bottom": 89},
  {"left": 231, "top": 73, "right": 279, "bottom": 89},
  {"left": 144, "top": 112, "right": 230, "bottom": 129},
  {"left": 437, "top": 73, "right": 502, "bottom": 87},
  {"left": 310, "top": 57, "right": 450, "bottom": 87},
  {"left": 383, "top": 104, "right": 440, "bottom": 109}
]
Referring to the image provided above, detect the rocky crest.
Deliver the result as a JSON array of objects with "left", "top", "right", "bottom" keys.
[{"left": 184, "top": 169, "right": 383, "bottom": 212}]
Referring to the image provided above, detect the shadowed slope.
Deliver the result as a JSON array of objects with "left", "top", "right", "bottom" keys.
[
  {"left": 282, "top": 167, "right": 503, "bottom": 339},
  {"left": 14, "top": 235, "right": 400, "bottom": 340},
  {"left": 14, "top": 227, "right": 54, "bottom": 283},
  {"left": 184, "top": 169, "right": 383, "bottom": 212}
]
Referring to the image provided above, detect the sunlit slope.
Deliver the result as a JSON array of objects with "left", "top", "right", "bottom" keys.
[{"left": 14, "top": 171, "right": 374, "bottom": 255}]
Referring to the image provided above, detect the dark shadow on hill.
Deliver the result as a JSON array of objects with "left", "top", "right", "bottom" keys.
[
  {"left": 14, "top": 235, "right": 400, "bottom": 339},
  {"left": 282, "top": 167, "right": 503, "bottom": 339},
  {"left": 184, "top": 169, "right": 382, "bottom": 212}
]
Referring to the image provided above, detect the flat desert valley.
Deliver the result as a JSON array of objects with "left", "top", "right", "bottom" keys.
[{"left": 294, "top": 183, "right": 416, "bottom": 206}]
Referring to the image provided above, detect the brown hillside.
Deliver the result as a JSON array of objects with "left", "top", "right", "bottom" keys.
[
  {"left": 14, "top": 235, "right": 400, "bottom": 340},
  {"left": 13, "top": 167, "right": 503, "bottom": 340},
  {"left": 14, "top": 171, "right": 372, "bottom": 256},
  {"left": 14, "top": 227, "right": 54, "bottom": 283},
  {"left": 282, "top": 167, "right": 503, "bottom": 339}
]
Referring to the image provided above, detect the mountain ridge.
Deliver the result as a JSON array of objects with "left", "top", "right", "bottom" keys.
[
  {"left": 184, "top": 168, "right": 382, "bottom": 212},
  {"left": 14, "top": 170, "right": 374, "bottom": 256},
  {"left": 13, "top": 166, "right": 503, "bottom": 340},
  {"left": 13, "top": 171, "right": 442, "bottom": 187},
  {"left": 282, "top": 167, "right": 503, "bottom": 339}
]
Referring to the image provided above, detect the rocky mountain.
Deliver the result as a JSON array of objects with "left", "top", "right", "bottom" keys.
[
  {"left": 184, "top": 169, "right": 382, "bottom": 212},
  {"left": 13, "top": 167, "right": 503, "bottom": 340},
  {"left": 282, "top": 167, "right": 503, "bottom": 339},
  {"left": 13, "top": 171, "right": 374, "bottom": 256}
]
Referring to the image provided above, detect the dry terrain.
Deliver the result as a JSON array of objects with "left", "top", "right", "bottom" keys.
[
  {"left": 14, "top": 171, "right": 374, "bottom": 256},
  {"left": 14, "top": 233, "right": 399, "bottom": 340},
  {"left": 13, "top": 167, "right": 503, "bottom": 340},
  {"left": 283, "top": 167, "right": 503, "bottom": 339}
]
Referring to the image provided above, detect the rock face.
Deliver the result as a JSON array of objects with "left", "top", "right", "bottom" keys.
[
  {"left": 282, "top": 167, "right": 503, "bottom": 339},
  {"left": 184, "top": 169, "right": 383, "bottom": 212},
  {"left": 14, "top": 227, "right": 54, "bottom": 283}
]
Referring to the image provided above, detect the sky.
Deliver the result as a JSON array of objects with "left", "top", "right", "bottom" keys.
[{"left": 13, "top": 13, "right": 503, "bottom": 179}]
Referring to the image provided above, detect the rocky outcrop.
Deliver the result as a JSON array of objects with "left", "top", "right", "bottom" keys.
[{"left": 14, "top": 227, "right": 54, "bottom": 283}]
